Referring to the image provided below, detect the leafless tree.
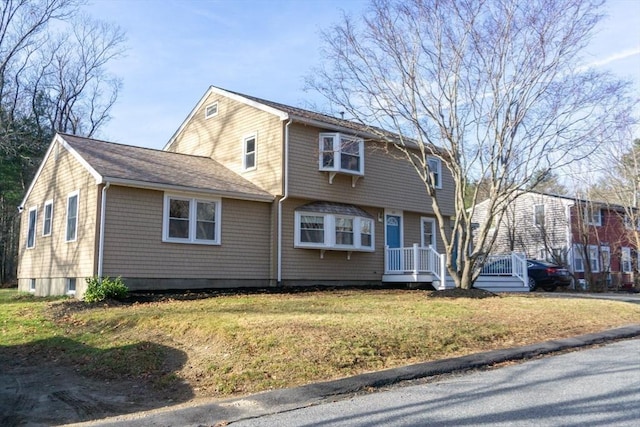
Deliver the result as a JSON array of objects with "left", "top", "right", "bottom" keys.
[
  {"left": 0, "top": 0, "right": 125, "bottom": 283},
  {"left": 41, "top": 14, "right": 125, "bottom": 136},
  {"left": 308, "top": 0, "right": 637, "bottom": 289}
]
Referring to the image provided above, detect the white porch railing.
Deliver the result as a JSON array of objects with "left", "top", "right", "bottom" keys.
[
  {"left": 384, "top": 244, "right": 446, "bottom": 282},
  {"left": 479, "top": 252, "right": 528, "bottom": 287},
  {"left": 384, "top": 246, "right": 528, "bottom": 290}
]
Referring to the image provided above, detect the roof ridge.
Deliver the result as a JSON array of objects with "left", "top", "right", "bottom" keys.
[{"left": 59, "top": 132, "right": 214, "bottom": 160}]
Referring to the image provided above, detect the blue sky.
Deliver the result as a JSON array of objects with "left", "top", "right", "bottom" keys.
[{"left": 85, "top": 0, "right": 640, "bottom": 150}]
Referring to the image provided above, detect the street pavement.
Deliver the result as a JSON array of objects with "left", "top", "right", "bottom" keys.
[
  {"left": 231, "top": 338, "right": 640, "bottom": 426},
  {"left": 67, "top": 293, "right": 640, "bottom": 427}
]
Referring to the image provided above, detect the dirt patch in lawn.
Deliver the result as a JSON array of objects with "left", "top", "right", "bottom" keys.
[{"left": 0, "top": 338, "right": 192, "bottom": 426}]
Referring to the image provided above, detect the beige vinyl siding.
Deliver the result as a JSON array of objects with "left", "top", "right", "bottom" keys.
[
  {"left": 287, "top": 124, "right": 455, "bottom": 216},
  {"left": 17, "top": 141, "right": 99, "bottom": 295},
  {"left": 102, "top": 186, "right": 272, "bottom": 280},
  {"left": 167, "top": 93, "right": 283, "bottom": 196}
]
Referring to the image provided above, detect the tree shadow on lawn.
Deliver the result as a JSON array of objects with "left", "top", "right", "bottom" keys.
[{"left": 0, "top": 336, "right": 192, "bottom": 426}]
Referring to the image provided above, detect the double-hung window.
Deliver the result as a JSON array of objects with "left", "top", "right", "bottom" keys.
[
  {"left": 624, "top": 214, "right": 640, "bottom": 230},
  {"left": 573, "top": 244, "right": 585, "bottom": 272},
  {"left": 421, "top": 217, "right": 436, "bottom": 247},
  {"left": 588, "top": 245, "right": 599, "bottom": 272},
  {"left": 65, "top": 191, "right": 78, "bottom": 242},
  {"left": 621, "top": 247, "right": 632, "bottom": 273},
  {"left": 299, "top": 215, "right": 325, "bottom": 244},
  {"left": 163, "top": 195, "right": 221, "bottom": 244},
  {"left": 600, "top": 246, "right": 611, "bottom": 272},
  {"left": 43, "top": 200, "right": 53, "bottom": 236},
  {"left": 26, "top": 207, "right": 37, "bottom": 249},
  {"left": 584, "top": 207, "right": 602, "bottom": 226},
  {"left": 534, "top": 204, "right": 545, "bottom": 227},
  {"left": 295, "top": 212, "right": 374, "bottom": 251},
  {"left": 243, "top": 133, "right": 257, "bottom": 171},
  {"left": 427, "top": 157, "right": 442, "bottom": 189},
  {"left": 319, "top": 133, "right": 364, "bottom": 175}
]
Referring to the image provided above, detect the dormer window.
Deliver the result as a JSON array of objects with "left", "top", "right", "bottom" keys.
[{"left": 319, "top": 133, "right": 364, "bottom": 185}]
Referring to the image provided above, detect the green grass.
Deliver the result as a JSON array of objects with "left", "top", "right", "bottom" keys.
[{"left": 2, "top": 288, "right": 640, "bottom": 398}]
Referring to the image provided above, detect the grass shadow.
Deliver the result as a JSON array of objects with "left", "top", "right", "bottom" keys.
[{"left": 0, "top": 336, "right": 192, "bottom": 426}]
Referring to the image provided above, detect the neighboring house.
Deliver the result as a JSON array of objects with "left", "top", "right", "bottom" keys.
[
  {"left": 17, "top": 86, "right": 456, "bottom": 297},
  {"left": 473, "top": 191, "right": 640, "bottom": 289}
]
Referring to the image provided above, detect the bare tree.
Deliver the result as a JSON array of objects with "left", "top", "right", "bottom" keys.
[
  {"left": 308, "top": 0, "right": 636, "bottom": 289},
  {"left": 41, "top": 14, "right": 125, "bottom": 136},
  {"left": 0, "top": 0, "right": 125, "bottom": 284},
  {"left": 592, "top": 138, "right": 640, "bottom": 289}
]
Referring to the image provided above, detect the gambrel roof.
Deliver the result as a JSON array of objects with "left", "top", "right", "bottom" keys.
[{"left": 19, "top": 133, "right": 273, "bottom": 209}]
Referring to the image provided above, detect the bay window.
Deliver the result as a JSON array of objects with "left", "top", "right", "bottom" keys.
[
  {"left": 295, "top": 211, "right": 374, "bottom": 251},
  {"left": 319, "top": 133, "right": 364, "bottom": 175}
]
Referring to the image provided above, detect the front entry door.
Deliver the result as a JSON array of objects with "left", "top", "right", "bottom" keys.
[
  {"left": 386, "top": 215, "right": 401, "bottom": 249},
  {"left": 386, "top": 214, "right": 402, "bottom": 272}
]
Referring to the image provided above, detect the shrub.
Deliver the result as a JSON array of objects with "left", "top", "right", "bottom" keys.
[{"left": 84, "top": 276, "right": 128, "bottom": 303}]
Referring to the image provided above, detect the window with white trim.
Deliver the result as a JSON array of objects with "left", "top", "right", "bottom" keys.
[
  {"left": 584, "top": 207, "right": 602, "bottom": 226},
  {"left": 29, "top": 279, "right": 36, "bottom": 292},
  {"left": 427, "top": 157, "right": 442, "bottom": 189},
  {"left": 163, "top": 195, "right": 221, "bottom": 244},
  {"left": 624, "top": 214, "right": 640, "bottom": 230},
  {"left": 65, "top": 191, "right": 79, "bottom": 242},
  {"left": 243, "top": 134, "right": 257, "bottom": 171},
  {"left": 43, "top": 200, "right": 53, "bottom": 236},
  {"left": 600, "top": 246, "right": 611, "bottom": 272},
  {"left": 26, "top": 206, "right": 37, "bottom": 249},
  {"left": 573, "top": 244, "right": 585, "bottom": 272},
  {"left": 204, "top": 102, "right": 218, "bottom": 119},
  {"left": 588, "top": 245, "right": 599, "bottom": 272},
  {"left": 319, "top": 133, "right": 364, "bottom": 175},
  {"left": 295, "top": 211, "right": 374, "bottom": 251},
  {"left": 534, "top": 204, "right": 545, "bottom": 227},
  {"left": 621, "top": 247, "right": 632, "bottom": 273},
  {"left": 421, "top": 217, "right": 436, "bottom": 247},
  {"left": 67, "top": 278, "right": 76, "bottom": 295}
]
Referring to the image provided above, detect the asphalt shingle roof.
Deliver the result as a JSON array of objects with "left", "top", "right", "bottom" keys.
[{"left": 60, "top": 133, "right": 273, "bottom": 201}]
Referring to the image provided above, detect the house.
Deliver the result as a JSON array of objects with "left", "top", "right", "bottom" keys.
[
  {"left": 472, "top": 191, "right": 640, "bottom": 289},
  {"left": 17, "top": 86, "right": 456, "bottom": 297}
]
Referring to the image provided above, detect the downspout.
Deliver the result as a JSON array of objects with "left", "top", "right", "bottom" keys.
[
  {"left": 277, "top": 119, "right": 293, "bottom": 284},
  {"left": 97, "top": 182, "right": 110, "bottom": 278}
]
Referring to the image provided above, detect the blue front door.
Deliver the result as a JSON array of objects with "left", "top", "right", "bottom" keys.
[{"left": 386, "top": 215, "right": 401, "bottom": 248}]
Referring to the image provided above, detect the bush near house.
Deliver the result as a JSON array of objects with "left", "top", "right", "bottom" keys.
[{"left": 84, "top": 276, "right": 128, "bottom": 303}]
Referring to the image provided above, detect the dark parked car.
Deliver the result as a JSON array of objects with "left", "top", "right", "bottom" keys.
[
  {"left": 481, "top": 258, "right": 572, "bottom": 291},
  {"left": 526, "top": 260, "right": 572, "bottom": 291}
]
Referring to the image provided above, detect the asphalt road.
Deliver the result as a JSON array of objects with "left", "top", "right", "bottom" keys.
[{"left": 231, "top": 338, "right": 640, "bottom": 427}]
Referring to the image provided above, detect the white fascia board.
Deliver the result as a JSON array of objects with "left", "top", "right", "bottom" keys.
[
  {"left": 163, "top": 86, "right": 289, "bottom": 151},
  {"left": 19, "top": 134, "right": 103, "bottom": 211},
  {"left": 103, "top": 177, "right": 274, "bottom": 203},
  {"left": 57, "top": 135, "right": 103, "bottom": 183}
]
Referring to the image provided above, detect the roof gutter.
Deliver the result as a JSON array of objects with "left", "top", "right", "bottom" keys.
[
  {"left": 97, "top": 182, "right": 110, "bottom": 279},
  {"left": 97, "top": 177, "right": 274, "bottom": 203},
  {"left": 277, "top": 119, "right": 293, "bottom": 284}
]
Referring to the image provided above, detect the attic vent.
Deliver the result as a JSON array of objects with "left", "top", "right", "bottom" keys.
[{"left": 205, "top": 102, "right": 219, "bottom": 119}]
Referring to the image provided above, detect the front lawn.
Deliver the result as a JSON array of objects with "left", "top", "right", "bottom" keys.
[{"left": 1, "top": 288, "right": 639, "bottom": 398}]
